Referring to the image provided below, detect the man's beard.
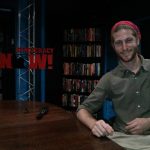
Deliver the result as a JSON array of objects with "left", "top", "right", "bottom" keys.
[{"left": 117, "top": 47, "right": 139, "bottom": 63}]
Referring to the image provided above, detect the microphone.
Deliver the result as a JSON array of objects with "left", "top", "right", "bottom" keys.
[{"left": 36, "top": 106, "right": 49, "bottom": 120}]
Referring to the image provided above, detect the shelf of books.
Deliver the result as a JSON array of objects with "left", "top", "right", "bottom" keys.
[{"left": 62, "top": 27, "right": 103, "bottom": 110}]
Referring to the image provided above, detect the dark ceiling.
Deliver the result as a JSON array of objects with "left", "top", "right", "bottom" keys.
[
  {"left": 0, "top": 0, "right": 150, "bottom": 19},
  {"left": 0, "top": 0, "right": 150, "bottom": 29}
]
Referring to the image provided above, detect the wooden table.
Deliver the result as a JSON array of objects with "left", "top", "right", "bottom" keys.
[{"left": 0, "top": 100, "right": 124, "bottom": 150}]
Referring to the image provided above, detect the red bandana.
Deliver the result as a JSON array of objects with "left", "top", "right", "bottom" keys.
[{"left": 111, "top": 21, "right": 141, "bottom": 40}]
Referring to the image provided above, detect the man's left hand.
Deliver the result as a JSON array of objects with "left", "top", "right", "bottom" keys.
[{"left": 125, "top": 118, "right": 150, "bottom": 134}]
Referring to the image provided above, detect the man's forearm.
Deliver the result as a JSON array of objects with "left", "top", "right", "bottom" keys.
[{"left": 76, "top": 109, "right": 97, "bottom": 130}]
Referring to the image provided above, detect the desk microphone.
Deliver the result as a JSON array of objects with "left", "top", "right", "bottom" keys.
[{"left": 36, "top": 107, "right": 49, "bottom": 120}]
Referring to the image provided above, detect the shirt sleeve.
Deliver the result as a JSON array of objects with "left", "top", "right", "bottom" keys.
[{"left": 77, "top": 73, "right": 111, "bottom": 114}]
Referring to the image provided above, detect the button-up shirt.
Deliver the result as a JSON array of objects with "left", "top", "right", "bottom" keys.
[{"left": 77, "top": 55, "right": 150, "bottom": 134}]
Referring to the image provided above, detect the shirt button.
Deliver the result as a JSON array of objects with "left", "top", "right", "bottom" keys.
[
  {"left": 137, "top": 105, "right": 141, "bottom": 108},
  {"left": 136, "top": 91, "right": 140, "bottom": 94},
  {"left": 132, "top": 74, "right": 137, "bottom": 79}
]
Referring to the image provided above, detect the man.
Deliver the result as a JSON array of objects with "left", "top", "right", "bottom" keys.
[{"left": 76, "top": 21, "right": 150, "bottom": 139}]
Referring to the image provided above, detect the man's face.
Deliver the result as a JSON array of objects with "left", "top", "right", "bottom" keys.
[{"left": 112, "top": 29, "right": 139, "bottom": 62}]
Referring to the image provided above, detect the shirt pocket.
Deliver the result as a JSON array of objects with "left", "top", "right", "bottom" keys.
[{"left": 111, "top": 80, "right": 129, "bottom": 97}]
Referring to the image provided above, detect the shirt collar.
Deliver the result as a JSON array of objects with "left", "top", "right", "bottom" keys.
[
  {"left": 141, "top": 55, "right": 150, "bottom": 71},
  {"left": 113, "top": 55, "right": 150, "bottom": 77},
  {"left": 118, "top": 54, "right": 150, "bottom": 72}
]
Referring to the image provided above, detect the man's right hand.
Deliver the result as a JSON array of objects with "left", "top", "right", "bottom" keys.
[{"left": 91, "top": 120, "right": 114, "bottom": 137}]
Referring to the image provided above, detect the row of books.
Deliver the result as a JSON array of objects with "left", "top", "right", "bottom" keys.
[
  {"left": 63, "top": 62, "right": 101, "bottom": 76},
  {"left": 63, "top": 44, "right": 102, "bottom": 57},
  {"left": 62, "top": 94, "right": 88, "bottom": 107},
  {"left": 63, "top": 78, "right": 99, "bottom": 93},
  {"left": 64, "top": 28, "right": 102, "bottom": 42}
]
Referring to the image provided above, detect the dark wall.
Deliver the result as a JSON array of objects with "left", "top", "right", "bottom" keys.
[
  {"left": 0, "top": 10, "right": 16, "bottom": 100},
  {"left": 139, "top": 19, "right": 150, "bottom": 58}
]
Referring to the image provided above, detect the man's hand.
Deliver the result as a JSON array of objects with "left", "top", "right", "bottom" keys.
[
  {"left": 91, "top": 120, "right": 114, "bottom": 137},
  {"left": 125, "top": 118, "right": 150, "bottom": 134}
]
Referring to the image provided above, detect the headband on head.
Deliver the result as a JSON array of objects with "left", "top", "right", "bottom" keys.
[{"left": 111, "top": 21, "right": 141, "bottom": 40}]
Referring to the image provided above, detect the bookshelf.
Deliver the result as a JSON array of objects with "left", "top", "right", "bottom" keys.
[{"left": 62, "top": 27, "right": 103, "bottom": 110}]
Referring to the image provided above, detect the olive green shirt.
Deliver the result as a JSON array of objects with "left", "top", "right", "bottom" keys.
[{"left": 77, "top": 55, "right": 150, "bottom": 134}]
